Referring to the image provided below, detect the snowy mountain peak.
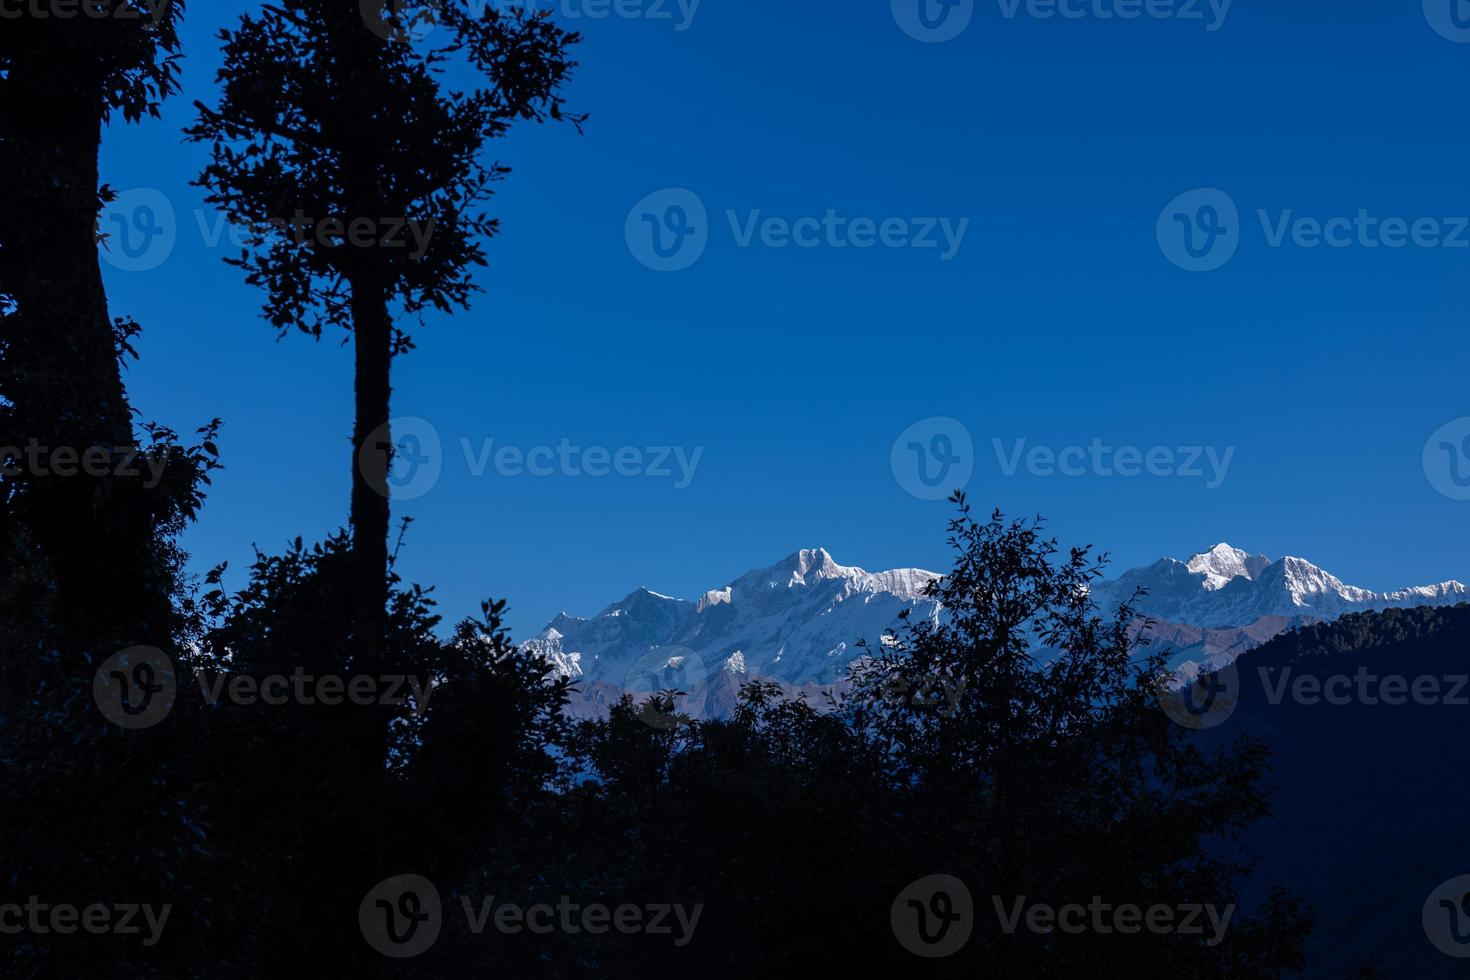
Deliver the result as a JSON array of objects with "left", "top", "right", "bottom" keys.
[
  {"left": 525, "top": 542, "right": 1464, "bottom": 720},
  {"left": 1185, "top": 543, "right": 1271, "bottom": 590},
  {"left": 598, "top": 586, "right": 688, "bottom": 619},
  {"left": 525, "top": 548, "right": 941, "bottom": 702},
  {"left": 760, "top": 547, "right": 847, "bottom": 587},
  {"left": 1094, "top": 548, "right": 1464, "bottom": 633}
]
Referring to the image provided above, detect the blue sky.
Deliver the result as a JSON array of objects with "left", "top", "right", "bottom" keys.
[{"left": 101, "top": 0, "right": 1470, "bottom": 636}]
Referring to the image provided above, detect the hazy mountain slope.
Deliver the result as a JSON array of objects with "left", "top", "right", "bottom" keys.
[{"left": 1195, "top": 605, "right": 1470, "bottom": 977}]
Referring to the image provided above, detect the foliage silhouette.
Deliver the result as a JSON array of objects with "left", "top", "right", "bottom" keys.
[{"left": 188, "top": 0, "right": 583, "bottom": 633}]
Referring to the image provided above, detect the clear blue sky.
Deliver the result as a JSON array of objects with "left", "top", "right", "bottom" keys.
[{"left": 101, "top": 1, "right": 1470, "bottom": 636}]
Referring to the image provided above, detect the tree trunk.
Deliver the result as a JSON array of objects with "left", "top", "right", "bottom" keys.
[
  {"left": 349, "top": 280, "right": 393, "bottom": 645},
  {"left": 0, "top": 53, "right": 163, "bottom": 646}
]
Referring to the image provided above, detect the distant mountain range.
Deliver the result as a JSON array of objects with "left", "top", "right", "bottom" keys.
[
  {"left": 523, "top": 544, "right": 1466, "bottom": 715},
  {"left": 522, "top": 548, "right": 940, "bottom": 718},
  {"left": 1091, "top": 543, "right": 1467, "bottom": 671}
]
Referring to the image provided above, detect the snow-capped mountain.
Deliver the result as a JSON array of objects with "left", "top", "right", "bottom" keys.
[
  {"left": 1090, "top": 544, "right": 1467, "bottom": 672},
  {"left": 524, "top": 543, "right": 1465, "bottom": 715},
  {"left": 522, "top": 548, "right": 939, "bottom": 718},
  {"left": 1090, "top": 543, "right": 1467, "bottom": 628}
]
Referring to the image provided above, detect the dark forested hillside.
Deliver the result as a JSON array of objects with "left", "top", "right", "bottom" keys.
[{"left": 1194, "top": 604, "right": 1470, "bottom": 978}]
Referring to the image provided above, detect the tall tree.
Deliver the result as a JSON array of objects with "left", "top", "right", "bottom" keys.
[
  {"left": 0, "top": 0, "right": 191, "bottom": 643},
  {"left": 188, "top": 0, "right": 583, "bottom": 637},
  {"left": 0, "top": 12, "right": 227, "bottom": 978}
]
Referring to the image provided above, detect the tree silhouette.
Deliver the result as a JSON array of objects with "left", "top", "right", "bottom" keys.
[
  {"left": 188, "top": 0, "right": 583, "bottom": 637},
  {"left": 552, "top": 496, "right": 1313, "bottom": 977},
  {"left": 0, "top": 0, "right": 202, "bottom": 645},
  {"left": 847, "top": 493, "right": 1310, "bottom": 975},
  {"left": 0, "top": 11, "right": 223, "bottom": 975}
]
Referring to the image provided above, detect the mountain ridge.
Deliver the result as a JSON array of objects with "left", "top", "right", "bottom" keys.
[{"left": 522, "top": 543, "right": 1466, "bottom": 714}]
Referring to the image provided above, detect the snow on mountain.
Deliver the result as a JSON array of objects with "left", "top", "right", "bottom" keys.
[
  {"left": 1185, "top": 543, "right": 1271, "bottom": 591},
  {"left": 525, "top": 543, "right": 1465, "bottom": 715},
  {"left": 1092, "top": 544, "right": 1466, "bottom": 628},
  {"left": 1089, "top": 544, "right": 1467, "bottom": 676},
  {"left": 523, "top": 549, "right": 940, "bottom": 715}
]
